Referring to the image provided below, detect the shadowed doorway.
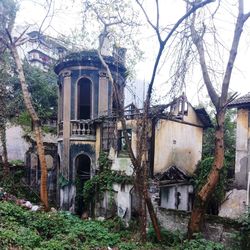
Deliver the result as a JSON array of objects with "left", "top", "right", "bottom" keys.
[{"left": 75, "top": 154, "right": 91, "bottom": 216}]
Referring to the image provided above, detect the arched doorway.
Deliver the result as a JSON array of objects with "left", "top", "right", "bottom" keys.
[
  {"left": 77, "top": 78, "right": 92, "bottom": 119},
  {"left": 75, "top": 154, "right": 91, "bottom": 216}
]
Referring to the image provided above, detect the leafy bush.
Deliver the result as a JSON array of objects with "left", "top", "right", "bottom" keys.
[
  {"left": 0, "top": 201, "right": 163, "bottom": 249},
  {"left": 147, "top": 224, "right": 184, "bottom": 246},
  {"left": 0, "top": 166, "right": 39, "bottom": 203},
  {"left": 193, "top": 157, "right": 228, "bottom": 205},
  {"left": 237, "top": 209, "right": 250, "bottom": 250},
  {"left": 181, "top": 237, "right": 224, "bottom": 250}
]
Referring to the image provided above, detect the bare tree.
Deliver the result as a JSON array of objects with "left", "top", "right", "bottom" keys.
[
  {"left": 185, "top": 0, "right": 250, "bottom": 238},
  {"left": 82, "top": 0, "right": 214, "bottom": 241}
]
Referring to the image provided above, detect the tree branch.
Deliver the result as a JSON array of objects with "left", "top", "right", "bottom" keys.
[
  {"left": 190, "top": 18, "right": 219, "bottom": 108},
  {"left": 220, "top": 0, "right": 250, "bottom": 106},
  {"left": 145, "top": 0, "right": 215, "bottom": 109}
]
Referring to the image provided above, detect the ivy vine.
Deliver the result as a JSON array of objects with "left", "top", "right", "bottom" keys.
[
  {"left": 83, "top": 152, "right": 133, "bottom": 204},
  {"left": 58, "top": 174, "right": 70, "bottom": 188},
  {"left": 193, "top": 157, "right": 228, "bottom": 204}
]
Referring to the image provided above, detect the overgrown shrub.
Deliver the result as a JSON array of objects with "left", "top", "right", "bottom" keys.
[
  {"left": 181, "top": 237, "right": 224, "bottom": 250},
  {"left": 237, "top": 209, "right": 250, "bottom": 250},
  {"left": 147, "top": 224, "right": 184, "bottom": 246},
  {"left": 193, "top": 157, "right": 228, "bottom": 203}
]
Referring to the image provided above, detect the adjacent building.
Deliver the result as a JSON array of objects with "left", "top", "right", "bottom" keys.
[{"left": 19, "top": 30, "right": 67, "bottom": 71}]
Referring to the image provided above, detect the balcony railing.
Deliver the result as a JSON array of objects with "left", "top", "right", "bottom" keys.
[{"left": 70, "top": 120, "right": 95, "bottom": 136}]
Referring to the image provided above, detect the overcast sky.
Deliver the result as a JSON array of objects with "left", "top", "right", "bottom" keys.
[{"left": 15, "top": 0, "right": 250, "bottom": 107}]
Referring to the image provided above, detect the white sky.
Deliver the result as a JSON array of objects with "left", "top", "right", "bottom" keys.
[{"left": 15, "top": 0, "right": 250, "bottom": 107}]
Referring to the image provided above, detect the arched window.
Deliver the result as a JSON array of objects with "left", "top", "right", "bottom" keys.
[{"left": 77, "top": 78, "right": 91, "bottom": 119}]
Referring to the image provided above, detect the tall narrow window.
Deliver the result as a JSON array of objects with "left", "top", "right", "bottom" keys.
[{"left": 78, "top": 78, "right": 91, "bottom": 119}]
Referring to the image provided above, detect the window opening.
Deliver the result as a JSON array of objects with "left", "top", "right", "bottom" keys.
[
  {"left": 118, "top": 129, "right": 132, "bottom": 156},
  {"left": 78, "top": 78, "right": 91, "bottom": 119}
]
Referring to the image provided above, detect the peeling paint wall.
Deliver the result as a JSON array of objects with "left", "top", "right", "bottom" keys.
[
  {"left": 0, "top": 124, "right": 30, "bottom": 162},
  {"left": 154, "top": 119, "right": 203, "bottom": 174},
  {"left": 183, "top": 103, "right": 204, "bottom": 126},
  {"left": 235, "top": 109, "right": 250, "bottom": 189}
]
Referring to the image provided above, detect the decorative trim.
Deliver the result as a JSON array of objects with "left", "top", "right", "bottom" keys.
[
  {"left": 99, "top": 71, "right": 108, "bottom": 78},
  {"left": 62, "top": 70, "right": 72, "bottom": 78}
]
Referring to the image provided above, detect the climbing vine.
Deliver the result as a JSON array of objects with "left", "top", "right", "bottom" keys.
[
  {"left": 83, "top": 152, "right": 133, "bottom": 204},
  {"left": 193, "top": 157, "right": 228, "bottom": 207},
  {"left": 58, "top": 174, "right": 70, "bottom": 188}
]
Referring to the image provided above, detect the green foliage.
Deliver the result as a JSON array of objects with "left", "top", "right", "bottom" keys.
[
  {"left": 83, "top": 152, "right": 133, "bottom": 203},
  {"left": 42, "top": 125, "right": 57, "bottom": 134},
  {"left": 181, "top": 237, "right": 224, "bottom": 250},
  {"left": 237, "top": 209, "right": 250, "bottom": 250},
  {"left": 0, "top": 165, "right": 39, "bottom": 203},
  {"left": 58, "top": 174, "right": 71, "bottom": 188},
  {"left": 147, "top": 224, "right": 184, "bottom": 247},
  {"left": 16, "top": 111, "right": 32, "bottom": 127},
  {"left": 202, "top": 109, "right": 236, "bottom": 176},
  {"left": 9, "top": 160, "right": 24, "bottom": 166},
  {"left": 10, "top": 62, "right": 58, "bottom": 122},
  {"left": 193, "top": 157, "right": 228, "bottom": 204},
  {"left": 0, "top": 201, "right": 164, "bottom": 249}
]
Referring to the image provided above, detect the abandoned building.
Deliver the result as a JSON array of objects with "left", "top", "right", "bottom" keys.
[
  {"left": 53, "top": 48, "right": 212, "bottom": 218},
  {"left": 219, "top": 93, "right": 250, "bottom": 218}
]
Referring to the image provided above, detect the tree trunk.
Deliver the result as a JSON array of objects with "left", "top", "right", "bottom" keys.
[
  {"left": 188, "top": 110, "right": 225, "bottom": 238},
  {"left": 10, "top": 44, "right": 49, "bottom": 209},
  {"left": 0, "top": 121, "right": 9, "bottom": 175},
  {"left": 145, "top": 190, "right": 162, "bottom": 241}
]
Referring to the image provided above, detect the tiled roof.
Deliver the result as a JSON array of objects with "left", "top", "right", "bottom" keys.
[{"left": 228, "top": 92, "right": 250, "bottom": 108}]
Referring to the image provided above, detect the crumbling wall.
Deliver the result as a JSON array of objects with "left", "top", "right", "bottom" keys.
[{"left": 157, "top": 208, "right": 240, "bottom": 248}]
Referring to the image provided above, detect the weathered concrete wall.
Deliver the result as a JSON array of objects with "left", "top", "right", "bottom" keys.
[
  {"left": 235, "top": 109, "right": 250, "bottom": 189},
  {"left": 154, "top": 120, "right": 203, "bottom": 174},
  {"left": 157, "top": 208, "right": 239, "bottom": 247},
  {"left": 0, "top": 125, "right": 30, "bottom": 162},
  {"left": 219, "top": 189, "right": 247, "bottom": 219},
  {"left": 113, "top": 183, "right": 133, "bottom": 221},
  {"left": 184, "top": 103, "right": 204, "bottom": 126},
  {"left": 111, "top": 157, "right": 133, "bottom": 175}
]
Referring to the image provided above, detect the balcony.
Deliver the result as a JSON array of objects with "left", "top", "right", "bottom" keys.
[
  {"left": 71, "top": 120, "right": 95, "bottom": 136},
  {"left": 58, "top": 120, "right": 96, "bottom": 141}
]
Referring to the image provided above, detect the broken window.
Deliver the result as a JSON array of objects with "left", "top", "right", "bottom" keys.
[
  {"left": 160, "top": 185, "right": 193, "bottom": 211},
  {"left": 118, "top": 129, "right": 132, "bottom": 155}
]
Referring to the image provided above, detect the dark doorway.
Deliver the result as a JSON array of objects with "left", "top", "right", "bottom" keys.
[
  {"left": 75, "top": 154, "right": 91, "bottom": 216},
  {"left": 78, "top": 78, "right": 91, "bottom": 119}
]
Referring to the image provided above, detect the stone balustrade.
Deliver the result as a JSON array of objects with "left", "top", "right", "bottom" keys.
[{"left": 70, "top": 120, "right": 95, "bottom": 136}]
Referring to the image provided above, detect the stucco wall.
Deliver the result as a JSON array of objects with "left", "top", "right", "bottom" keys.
[
  {"left": 183, "top": 103, "right": 203, "bottom": 126},
  {"left": 0, "top": 125, "right": 30, "bottom": 162},
  {"left": 235, "top": 109, "right": 250, "bottom": 189},
  {"left": 154, "top": 120, "right": 203, "bottom": 174}
]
